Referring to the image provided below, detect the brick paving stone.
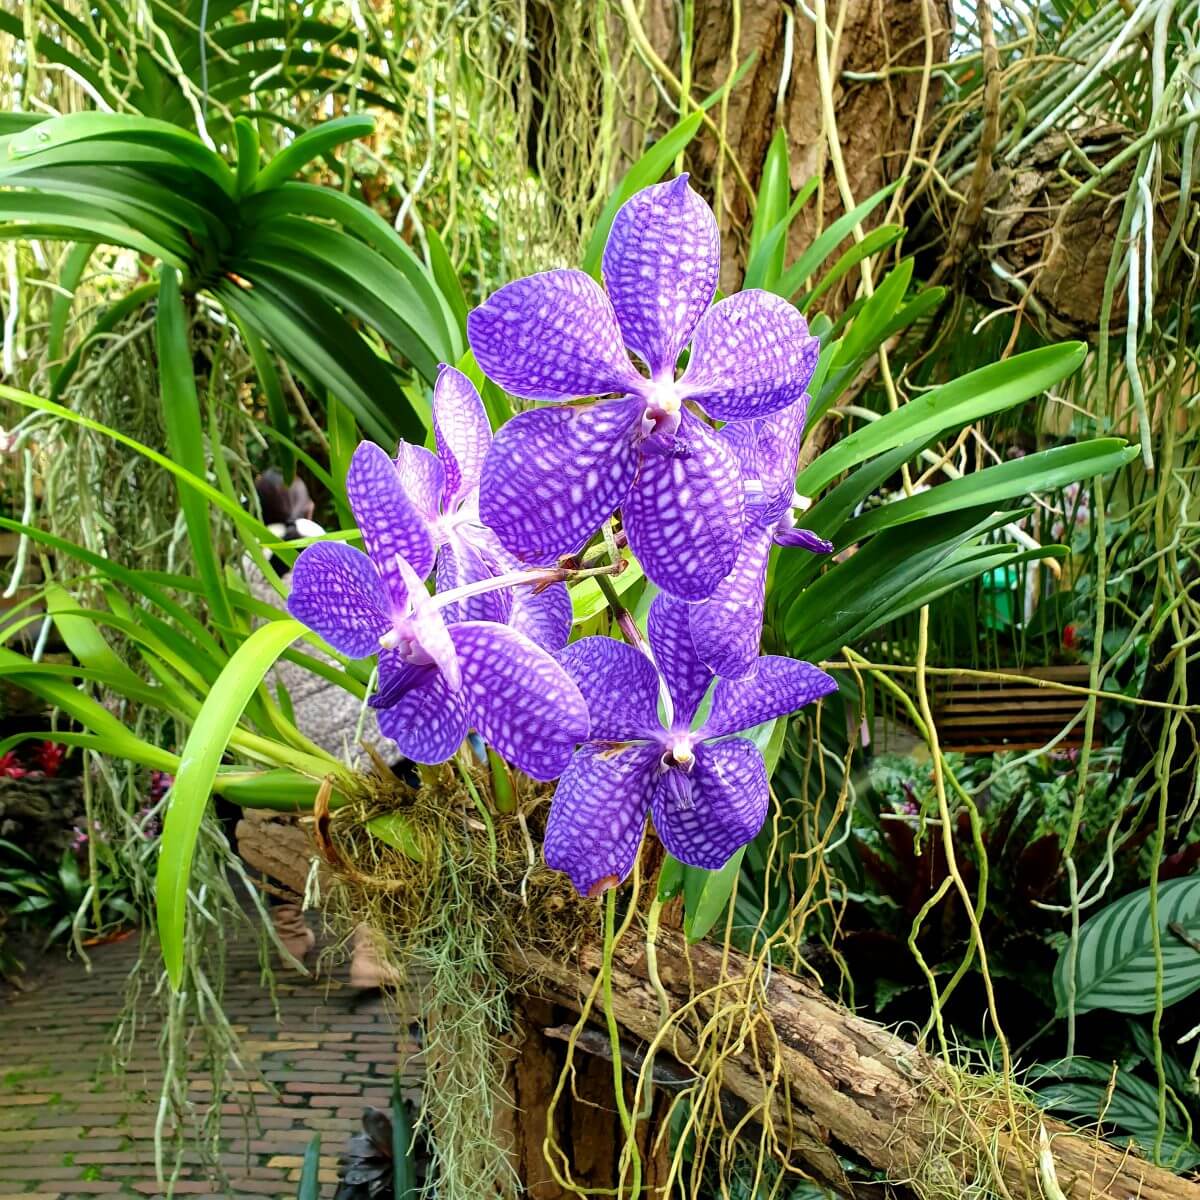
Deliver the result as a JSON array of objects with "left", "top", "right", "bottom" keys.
[{"left": 0, "top": 926, "right": 421, "bottom": 1198}]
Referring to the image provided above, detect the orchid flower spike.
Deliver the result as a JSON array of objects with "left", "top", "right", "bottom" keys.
[
  {"left": 544, "top": 596, "right": 836, "bottom": 896},
  {"left": 395, "top": 365, "right": 571, "bottom": 651},
  {"left": 690, "top": 399, "right": 834, "bottom": 679},
  {"left": 285, "top": 442, "right": 588, "bottom": 779},
  {"left": 468, "top": 176, "right": 819, "bottom": 602}
]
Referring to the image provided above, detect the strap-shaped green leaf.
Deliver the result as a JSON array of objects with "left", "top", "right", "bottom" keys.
[
  {"left": 1053, "top": 876, "right": 1200, "bottom": 1016},
  {"left": 798, "top": 341, "right": 1087, "bottom": 496},
  {"left": 252, "top": 114, "right": 375, "bottom": 194},
  {"left": 156, "top": 618, "right": 306, "bottom": 988}
]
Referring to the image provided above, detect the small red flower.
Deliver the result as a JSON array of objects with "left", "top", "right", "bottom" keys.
[
  {"left": 34, "top": 741, "right": 65, "bottom": 777},
  {"left": 0, "top": 752, "right": 27, "bottom": 779},
  {"left": 1063, "top": 624, "right": 1077, "bottom": 650}
]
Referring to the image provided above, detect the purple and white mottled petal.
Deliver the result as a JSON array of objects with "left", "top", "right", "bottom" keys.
[
  {"left": 647, "top": 595, "right": 713, "bottom": 729},
  {"left": 370, "top": 654, "right": 430, "bottom": 710},
  {"left": 651, "top": 738, "right": 768, "bottom": 869},
  {"left": 395, "top": 553, "right": 461, "bottom": 692},
  {"left": 704, "top": 656, "right": 837, "bottom": 739},
  {"left": 544, "top": 743, "right": 660, "bottom": 896},
  {"left": 436, "top": 533, "right": 511, "bottom": 626},
  {"left": 467, "top": 269, "right": 644, "bottom": 402},
  {"left": 602, "top": 176, "right": 720, "bottom": 375},
  {"left": 689, "top": 524, "right": 773, "bottom": 679},
  {"left": 722, "top": 400, "right": 807, "bottom": 509},
  {"left": 680, "top": 292, "right": 819, "bottom": 421},
  {"left": 347, "top": 441, "right": 436, "bottom": 594},
  {"left": 394, "top": 442, "right": 444, "bottom": 523},
  {"left": 375, "top": 669, "right": 468, "bottom": 764},
  {"left": 479, "top": 398, "right": 643, "bottom": 564},
  {"left": 557, "top": 636, "right": 662, "bottom": 742},
  {"left": 287, "top": 540, "right": 390, "bottom": 659},
  {"left": 622, "top": 409, "right": 743, "bottom": 600},
  {"left": 510, "top": 581, "right": 572, "bottom": 651},
  {"left": 774, "top": 526, "right": 834, "bottom": 554},
  {"left": 433, "top": 365, "right": 492, "bottom": 508},
  {"left": 449, "top": 621, "right": 590, "bottom": 781}
]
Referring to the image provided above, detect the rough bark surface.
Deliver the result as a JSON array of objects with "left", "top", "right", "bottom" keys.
[
  {"left": 638, "top": 0, "right": 951, "bottom": 301},
  {"left": 513, "top": 929, "right": 1200, "bottom": 1200}
]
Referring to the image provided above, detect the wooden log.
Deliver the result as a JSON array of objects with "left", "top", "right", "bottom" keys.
[{"left": 513, "top": 929, "right": 1200, "bottom": 1200}]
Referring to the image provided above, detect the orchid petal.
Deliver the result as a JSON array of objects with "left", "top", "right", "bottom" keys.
[
  {"left": 374, "top": 669, "right": 468, "bottom": 764},
  {"left": 722, "top": 400, "right": 807, "bottom": 513},
  {"left": 479, "top": 397, "right": 643, "bottom": 564},
  {"left": 680, "top": 292, "right": 819, "bottom": 421},
  {"left": 433, "top": 365, "right": 492, "bottom": 508},
  {"left": 652, "top": 738, "right": 768, "bottom": 869},
  {"left": 467, "top": 269, "right": 643, "bottom": 402},
  {"left": 557, "top": 636, "right": 662, "bottom": 742},
  {"left": 436, "top": 533, "right": 511, "bottom": 626},
  {"left": 395, "top": 553, "right": 461, "bottom": 691},
  {"left": 544, "top": 742, "right": 660, "bottom": 896},
  {"left": 622, "top": 409, "right": 743, "bottom": 600},
  {"left": 347, "top": 442, "right": 436, "bottom": 599},
  {"left": 395, "top": 442, "right": 444, "bottom": 523},
  {"left": 704, "top": 656, "right": 837, "bottom": 739},
  {"left": 449, "top": 621, "right": 590, "bottom": 781},
  {"left": 602, "top": 176, "right": 720, "bottom": 376},
  {"left": 510, "top": 581, "right": 572, "bottom": 651},
  {"left": 370, "top": 654, "right": 430, "bottom": 710},
  {"left": 287, "top": 541, "right": 390, "bottom": 659},
  {"left": 774, "top": 527, "right": 833, "bottom": 554},
  {"left": 689, "top": 524, "right": 773, "bottom": 680},
  {"left": 647, "top": 595, "right": 713, "bottom": 729}
]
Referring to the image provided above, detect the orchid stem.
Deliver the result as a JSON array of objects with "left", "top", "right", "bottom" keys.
[{"left": 428, "top": 560, "right": 623, "bottom": 613}]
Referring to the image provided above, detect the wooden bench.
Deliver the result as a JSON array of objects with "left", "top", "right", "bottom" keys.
[{"left": 931, "top": 665, "right": 1101, "bottom": 753}]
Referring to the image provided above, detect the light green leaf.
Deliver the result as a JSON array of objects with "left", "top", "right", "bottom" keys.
[
  {"left": 156, "top": 619, "right": 306, "bottom": 988},
  {"left": 1053, "top": 876, "right": 1200, "bottom": 1016},
  {"left": 252, "top": 114, "right": 375, "bottom": 194},
  {"left": 797, "top": 342, "right": 1088, "bottom": 497}
]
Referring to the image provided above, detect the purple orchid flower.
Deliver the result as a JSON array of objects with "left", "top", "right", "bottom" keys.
[
  {"left": 544, "top": 596, "right": 836, "bottom": 896},
  {"left": 286, "top": 442, "right": 588, "bottom": 780},
  {"left": 395, "top": 364, "right": 571, "bottom": 651},
  {"left": 468, "top": 176, "right": 819, "bottom": 602},
  {"left": 689, "top": 399, "right": 834, "bottom": 679}
]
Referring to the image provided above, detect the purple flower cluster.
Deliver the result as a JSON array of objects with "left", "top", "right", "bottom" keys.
[{"left": 286, "top": 177, "right": 838, "bottom": 894}]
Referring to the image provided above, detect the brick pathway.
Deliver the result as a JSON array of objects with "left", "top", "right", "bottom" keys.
[{"left": 0, "top": 927, "right": 421, "bottom": 1198}]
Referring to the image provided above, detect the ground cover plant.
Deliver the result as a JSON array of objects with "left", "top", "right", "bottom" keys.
[{"left": 0, "top": 3, "right": 1197, "bottom": 1199}]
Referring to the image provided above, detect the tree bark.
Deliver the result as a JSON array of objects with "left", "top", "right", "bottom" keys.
[
  {"left": 512, "top": 929, "right": 1200, "bottom": 1200},
  {"left": 635, "top": 0, "right": 951, "bottom": 301}
]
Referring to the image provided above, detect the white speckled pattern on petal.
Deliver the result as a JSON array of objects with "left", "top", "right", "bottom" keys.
[
  {"left": 433, "top": 365, "right": 492, "bottom": 509},
  {"left": 467, "top": 269, "right": 643, "bottom": 402},
  {"left": 287, "top": 540, "right": 390, "bottom": 659},
  {"left": 602, "top": 176, "right": 719, "bottom": 375},
  {"left": 651, "top": 737, "right": 768, "bottom": 869}
]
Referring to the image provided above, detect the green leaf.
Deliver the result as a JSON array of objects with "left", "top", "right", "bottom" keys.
[
  {"left": 582, "top": 110, "right": 704, "bottom": 277},
  {"left": 743, "top": 129, "right": 797, "bottom": 290},
  {"left": 236, "top": 320, "right": 294, "bottom": 481},
  {"left": 841, "top": 440, "right": 1138, "bottom": 543},
  {"left": 1053, "top": 876, "right": 1200, "bottom": 1016},
  {"left": 366, "top": 813, "right": 425, "bottom": 863},
  {"left": 570, "top": 552, "right": 643, "bottom": 622},
  {"left": 46, "top": 241, "right": 92, "bottom": 384},
  {"left": 683, "top": 848, "right": 745, "bottom": 943},
  {"left": 392, "top": 1075, "right": 418, "bottom": 1200},
  {"left": 798, "top": 224, "right": 904, "bottom": 313},
  {"left": 657, "top": 855, "right": 685, "bottom": 901},
  {"left": 427, "top": 225, "right": 469, "bottom": 346},
  {"left": 296, "top": 1135, "right": 321, "bottom": 1200},
  {"left": 157, "top": 267, "right": 235, "bottom": 639},
  {"left": 775, "top": 181, "right": 900, "bottom": 299},
  {"left": 252, "top": 114, "right": 375, "bottom": 194},
  {"left": 233, "top": 116, "right": 260, "bottom": 196},
  {"left": 44, "top": 584, "right": 156, "bottom": 703},
  {"left": 783, "top": 506, "right": 1014, "bottom": 659},
  {"left": 797, "top": 342, "right": 1088, "bottom": 497},
  {"left": 156, "top": 619, "right": 305, "bottom": 988}
]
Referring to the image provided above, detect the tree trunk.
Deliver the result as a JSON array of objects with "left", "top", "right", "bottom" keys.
[
  {"left": 635, "top": 0, "right": 951, "bottom": 301},
  {"left": 512, "top": 929, "right": 1200, "bottom": 1200}
]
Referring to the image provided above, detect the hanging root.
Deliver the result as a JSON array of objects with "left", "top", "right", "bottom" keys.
[{"left": 323, "top": 761, "right": 592, "bottom": 1200}]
